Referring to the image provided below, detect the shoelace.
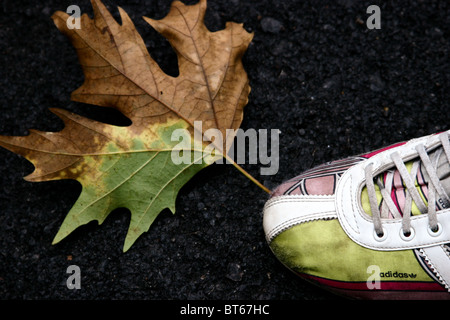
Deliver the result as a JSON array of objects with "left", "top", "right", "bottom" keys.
[{"left": 364, "top": 132, "right": 450, "bottom": 240}]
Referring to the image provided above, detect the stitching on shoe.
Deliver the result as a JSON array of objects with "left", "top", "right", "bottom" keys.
[
  {"left": 264, "top": 194, "right": 334, "bottom": 210},
  {"left": 266, "top": 213, "right": 336, "bottom": 242}
]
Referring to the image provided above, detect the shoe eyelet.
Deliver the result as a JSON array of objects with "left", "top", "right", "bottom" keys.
[
  {"left": 373, "top": 228, "right": 388, "bottom": 242},
  {"left": 427, "top": 223, "right": 443, "bottom": 237},
  {"left": 400, "top": 227, "right": 415, "bottom": 242}
]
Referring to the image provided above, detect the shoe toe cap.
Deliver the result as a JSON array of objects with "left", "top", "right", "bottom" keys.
[
  {"left": 264, "top": 158, "right": 364, "bottom": 242},
  {"left": 263, "top": 194, "right": 337, "bottom": 244}
]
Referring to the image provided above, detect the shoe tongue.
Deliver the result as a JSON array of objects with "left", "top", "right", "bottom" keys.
[
  {"left": 362, "top": 146, "right": 450, "bottom": 218},
  {"left": 422, "top": 148, "right": 450, "bottom": 209}
]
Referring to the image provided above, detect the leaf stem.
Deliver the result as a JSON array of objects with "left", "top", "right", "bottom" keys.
[{"left": 224, "top": 154, "right": 270, "bottom": 194}]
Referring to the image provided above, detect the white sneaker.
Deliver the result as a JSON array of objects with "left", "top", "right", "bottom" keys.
[{"left": 263, "top": 130, "right": 450, "bottom": 299}]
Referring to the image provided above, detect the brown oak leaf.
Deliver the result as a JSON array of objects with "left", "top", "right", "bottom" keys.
[{"left": 0, "top": 0, "right": 258, "bottom": 251}]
